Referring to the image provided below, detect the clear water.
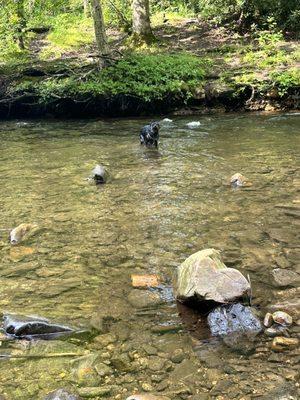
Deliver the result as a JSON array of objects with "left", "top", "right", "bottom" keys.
[{"left": 0, "top": 113, "right": 299, "bottom": 399}]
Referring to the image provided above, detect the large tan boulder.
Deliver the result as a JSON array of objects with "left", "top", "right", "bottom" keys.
[{"left": 175, "top": 249, "right": 250, "bottom": 304}]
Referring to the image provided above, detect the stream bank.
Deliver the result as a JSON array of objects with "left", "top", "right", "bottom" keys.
[{"left": 0, "top": 66, "right": 299, "bottom": 119}]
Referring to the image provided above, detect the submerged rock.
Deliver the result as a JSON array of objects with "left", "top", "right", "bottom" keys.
[
  {"left": 175, "top": 249, "right": 250, "bottom": 304},
  {"left": 128, "top": 289, "right": 162, "bottom": 309},
  {"left": 271, "top": 268, "right": 300, "bottom": 288},
  {"left": 44, "top": 389, "right": 82, "bottom": 400},
  {"left": 9, "top": 223, "right": 38, "bottom": 245},
  {"left": 207, "top": 303, "right": 262, "bottom": 337},
  {"left": 268, "top": 289, "right": 300, "bottom": 319},
  {"left": 131, "top": 274, "right": 160, "bottom": 288},
  {"left": 271, "top": 336, "right": 299, "bottom": 351},
  {"left": 126, "top": 395, "right": 171, "bottom": 400},
  {"left": 3, "top": 314, "right": 74, "bottom": 339},
  {"left": 78, "top": 387, "right": 112, "bottom": 398},
  {"left": 265, "top": 325, "right": 290, "bottom": 338},
  {"left": 91, "top": 164, "right": 108, "bottom": 184}
]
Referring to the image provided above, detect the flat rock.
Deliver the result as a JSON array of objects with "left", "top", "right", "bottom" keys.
[
  {"left": 271, "top": 268, "right": 300, "bottom": 287},
  {"left": 78, "top": 387, "right": 112, "bottom": 398},
  {"left": 44, "top": 389, "right": 82, "bottom": 400},
  {"left": 131, "top": 274, "right": 160, "bottom": 288},
  {"left": 271, "top": 336, "right": 299, "bottom": 351},
  {"left": 207, "top": 303, "right": 262, "bottom": 337},
  {"left": 3, "top": 314, "right": 74, "bottom": 340},
  {"left": 175, "top": 249, "right": 250, "bottom": 304},
  {"left": 268, "top": 290, "right": 300, "bottom": 319},
  {"left": 128, "top": 289, "right": 162, "bottom": 308}
]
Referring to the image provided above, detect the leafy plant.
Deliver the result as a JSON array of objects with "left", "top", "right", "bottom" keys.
[{"left": 13, "top": 53, "right": 209, "bottom": 103}]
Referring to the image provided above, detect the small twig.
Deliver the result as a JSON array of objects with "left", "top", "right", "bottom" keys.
[
  {"left": 247, "top": 273, "right": 252, "bottom": 306},
  {"left": 246, "top": 85, "right": 255, "bottom": 104}
]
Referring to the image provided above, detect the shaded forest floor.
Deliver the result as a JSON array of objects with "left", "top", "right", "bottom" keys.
[{"left": 0, "top": 16, "right": 299, "bottom": 118}]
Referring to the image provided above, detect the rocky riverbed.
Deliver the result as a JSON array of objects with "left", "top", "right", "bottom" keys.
[{"left": 0, "top": 114, "right": 299, "bottom": 399}]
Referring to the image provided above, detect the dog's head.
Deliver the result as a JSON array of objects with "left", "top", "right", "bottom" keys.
[{"left": 150, "top": 122, "right": 160, "bottom": 135}]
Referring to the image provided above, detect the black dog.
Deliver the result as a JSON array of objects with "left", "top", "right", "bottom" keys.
[{"left": 140, "top": 122, "right": 160, "bottom": 148}]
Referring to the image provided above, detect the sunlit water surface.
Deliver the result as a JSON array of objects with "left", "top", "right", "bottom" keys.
[{"left": 0, "top": 113, "right": 299, "bottom": 399}]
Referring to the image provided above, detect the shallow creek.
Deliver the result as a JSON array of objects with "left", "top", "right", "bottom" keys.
[{"left": 0, "top": 113, "right": 299, "bottom": 399}]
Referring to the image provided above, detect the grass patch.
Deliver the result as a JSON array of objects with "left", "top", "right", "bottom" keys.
[{"left": 47, "top": 14, "right": 93, "bottom": 49}]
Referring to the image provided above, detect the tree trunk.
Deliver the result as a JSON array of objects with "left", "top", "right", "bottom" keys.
[
  {"left": 15, "top": 0, "right": 26, "bottom": 49},
  {"left": 132, "top": 0, "right": 154, "bottom": 43},
  {"left": 83, "top": 0, "right": 90, "bottom": 17},
  {"left": 89, "top": 0, "right": 108, "bottom": 67}
]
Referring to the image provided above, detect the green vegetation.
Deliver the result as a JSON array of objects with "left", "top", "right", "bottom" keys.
[
  {"left": 0, "top": 1, "right": 299, "bottom": 115},
  {"left": 13, "top": 54, "right": 208, "bottom": 103}
]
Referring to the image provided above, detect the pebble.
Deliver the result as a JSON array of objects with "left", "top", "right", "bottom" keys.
[
  {"left": 271, "top": 336, "right": 299, "bottom": 351},
  {"left": 141, "top": 383, "right": 153, "bottom": 392},
  {"left": 272, "top": 311, "right": 293, "bottom": 326},
  {"left": 263, "top": 312, "right": 273, "bottom": 328},
  {"left": 170, "top": 349, "right": 185, "bottom": 363}
]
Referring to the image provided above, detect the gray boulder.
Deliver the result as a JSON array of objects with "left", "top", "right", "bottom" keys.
[
  {"left": 207, "top": 303, "right": 262, "bottom": 337},
  {"left": 44, "top": 389, "right": 82, "bottom": 400},
  {"left": 175, "top": 249, "right": 250, "bottom": 304}
]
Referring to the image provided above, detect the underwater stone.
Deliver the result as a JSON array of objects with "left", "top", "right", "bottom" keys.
[
  {"left": 44, "top": 388, "right": 82, "bottom": 400},
  {"left": 207, "top": 303, "right": 262, "bottom": 337}
]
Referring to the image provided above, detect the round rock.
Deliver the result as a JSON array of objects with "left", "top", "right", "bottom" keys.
[{"left": 272, "top": 311, "right": 293, "bottom": 326}]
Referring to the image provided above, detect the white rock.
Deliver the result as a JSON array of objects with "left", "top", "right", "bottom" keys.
[{"left": 186, "top": 121, "right": 201, "bottom": 128}]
